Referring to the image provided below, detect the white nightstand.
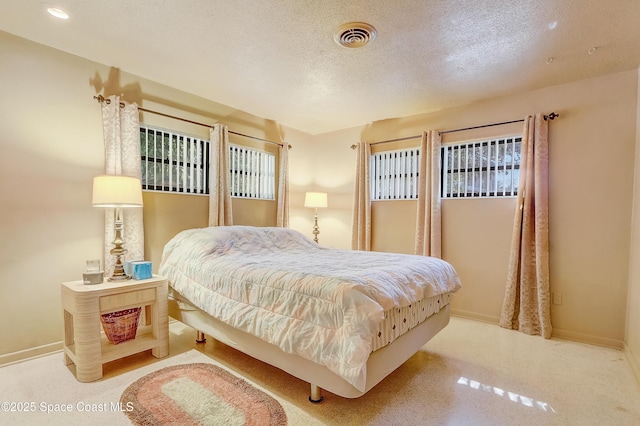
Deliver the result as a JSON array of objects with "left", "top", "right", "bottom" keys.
[{"left": 61, "top": 275, "right": 169, "bottom": 382}]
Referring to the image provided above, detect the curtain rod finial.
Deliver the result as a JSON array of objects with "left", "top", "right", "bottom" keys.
[
  {"left": 93, "top": 94, "right": 112, "bottom": 105},
  {"left": 544, "top": 112, "right": 559, "bottom": 121}
]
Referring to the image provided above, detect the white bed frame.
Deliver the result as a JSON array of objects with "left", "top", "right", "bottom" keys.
[{"left": 168, "top": 293, "right": 451, "bottom": 402}]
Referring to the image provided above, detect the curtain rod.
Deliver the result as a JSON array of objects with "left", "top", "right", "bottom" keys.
[
  {"left": 350, "top": 112, "right": 559, "bottom": 149},
  {"left": 93, "top": 95, "right": 289, "bottom": 148}
]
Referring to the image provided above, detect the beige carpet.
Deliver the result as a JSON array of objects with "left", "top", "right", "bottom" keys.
[{"left": 1, "top": 317, "right": 640, "bottom": 425}]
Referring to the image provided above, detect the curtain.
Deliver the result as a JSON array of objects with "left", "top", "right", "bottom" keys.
[
  {"left": 500, "top": 113, "right": 551, "bottom": 338},
  {"left": 276, "top": 143, "right": 290, "bottom": 227},
  {"left": 208, "top": 124, "right": 233, "bottom": 226},
  {"left": 415, "top": 130, "right": 442, "bottom": 258},
  {"left": 351, "top": 141, "right": 371, "bottom": 250},
  {"left": 101, "top": 95, "right": 144, "bottom": 275}
]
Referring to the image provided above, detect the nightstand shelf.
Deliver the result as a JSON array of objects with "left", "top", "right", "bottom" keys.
[{"left": 61, "top": 275, "right": 169, "bottom": 382}]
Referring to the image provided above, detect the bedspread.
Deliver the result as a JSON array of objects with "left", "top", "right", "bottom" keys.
[{"left": 159, "top": 226, "right": 461, "bottom": 391}]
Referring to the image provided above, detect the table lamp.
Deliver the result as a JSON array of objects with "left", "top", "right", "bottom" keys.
[
  {"left": 92, "top": 175, "right": 143, "bottom": 281},
  {"left": 304, "top": 192, "right": 328, "bottom": 243}
]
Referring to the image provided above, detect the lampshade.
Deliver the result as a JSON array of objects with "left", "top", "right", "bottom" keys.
[
  {"left": 92, "top": 175, "right": 143, "bottom": 208},
  {"left": 304, "top": 192, "right": 328, "bottom": 209}
]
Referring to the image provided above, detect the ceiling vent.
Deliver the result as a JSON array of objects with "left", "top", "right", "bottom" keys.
[{"left": 334, "top": 22, "right": 377, "bottom": 48}]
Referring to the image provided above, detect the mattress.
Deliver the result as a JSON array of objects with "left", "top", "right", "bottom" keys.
[
  {"left": 159, "top": 225, "right": 462, "bottom": 392},
  {"left": 373, "top": 292, "right": 451, "bottom": 352},
  {"left": 170, "top": 288, "right": 452, "bottom": 354}
]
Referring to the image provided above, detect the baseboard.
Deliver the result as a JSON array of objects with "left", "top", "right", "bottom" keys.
[
  {"left": 450, "top": 309, "right": 500, "bottom": 325},
  {"left": 0, "top": 341, "right": 63, "bottom": 367},
  {"left": 623, "top": 342, "right": 640, "bottom": 389},
  {"left": 0, "top": 318, "right": 182, "bottom": 368},
  {"left": 550, "top": 327, "right": 623, "bottom": 350},
  {"left": 452, "top": 310, "right": 624, "bottom": 350}
]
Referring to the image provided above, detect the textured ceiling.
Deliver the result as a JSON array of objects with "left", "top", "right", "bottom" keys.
[{"left": 2, "top": 1, "right": 640, "bottom": 134}]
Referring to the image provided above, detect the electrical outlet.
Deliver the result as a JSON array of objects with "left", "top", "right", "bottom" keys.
[{"left": 553, "top": 292, "right": 562, "bottom": 305}]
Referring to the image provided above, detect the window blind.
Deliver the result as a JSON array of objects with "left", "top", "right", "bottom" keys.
[
  {"left": 370, "top": 148, "right": 420, "bottom": 200},
  {"left": 140, "top": 126, "right": 209, "bottom": 194},
  {"left": 441, "top": 136, "right": 521, "bottom": 198},
  {"left": 229, "top": 145, "right": 275, "bottom": 199}
]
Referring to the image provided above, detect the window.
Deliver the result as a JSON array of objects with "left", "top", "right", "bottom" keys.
[
  {"left": 229, "top": 145, "right": 275, "bottom": 199},
  {"left": 370, "top": 148, "right": 420, "bottom": 200},
  {"left": 369, "top": 136, "right": 522, "bottom": 201},
  {"left": 140, "top": 125, "right": 275, "bottom": 199},
  {"left": 140, "top": 125, "right": 209, "bottom": 194},
  {"left": 441, "top": 136, "right": 521, "bottom": 198}
]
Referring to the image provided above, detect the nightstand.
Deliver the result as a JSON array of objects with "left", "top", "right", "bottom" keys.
[{"left": 61, "top": 275, "right": 169, "bottom": 382}]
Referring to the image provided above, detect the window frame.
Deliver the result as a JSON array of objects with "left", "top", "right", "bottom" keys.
[
  {"left": 440, "top": 136, "right": 522, "bottom": 199},
  {"left": 228, "top": 144, "right": 276, "bottom": 200},
  {"left": 139, "top": 124, "right": 210, "bottom": 195},
  {"left": 370, "top": 147, "right": 421, "bottom": 201}
]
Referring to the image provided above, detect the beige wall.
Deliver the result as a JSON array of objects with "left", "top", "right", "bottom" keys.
[
  {"left": 0, "top": 31, "right": 305, "bottom": 359},
  {"left": 0, "top": 32, "right": 105, "bottom": 358},
  {"left": 1, "top": 29, "right": 637, "bottom": 360},
  {"left": 292, "top": 128, "right": 361, "bottom": 248},
  {"left": 144, "top": 194, "right": 283, "bottom": 272},
  {"left": 309, "top": 70, "right": 638, "bottom": 348},
  {"left": 625, "top": 68, "right": 640, "bottom": 380}
]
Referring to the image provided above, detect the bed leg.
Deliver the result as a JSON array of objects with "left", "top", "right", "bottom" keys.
[
  {"left": 309, "top": 384, "right": 324, "bottom": 404},
  {"left": 196, "top": 331, "right": 206, "bottom": 343}
]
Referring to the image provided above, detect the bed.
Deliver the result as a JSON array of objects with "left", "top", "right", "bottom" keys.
[{"left": 159, "top": 225, "right": 461, "bottom": 401}]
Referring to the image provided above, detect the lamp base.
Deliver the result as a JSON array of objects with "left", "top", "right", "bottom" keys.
[
  {"left": 312, "top": 210, "right": 320, "bottom": 244},
  {"left": 108, "top": 212, "right": 131, "bottom": 281},
  {"left": 108, "top": 253, "right": 131, "bottom": 281},
  {"left": 108, "top": 274, "right": 131, "bottom": 282}
]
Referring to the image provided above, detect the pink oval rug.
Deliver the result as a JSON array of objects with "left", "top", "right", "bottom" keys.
[{"left": 120, "top": 363, "right": 287, "bottom": 425}]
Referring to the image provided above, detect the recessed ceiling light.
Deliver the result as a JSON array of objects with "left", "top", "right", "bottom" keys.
[{"left": 47, "top": 7, "right": 69, "bottom": 20}]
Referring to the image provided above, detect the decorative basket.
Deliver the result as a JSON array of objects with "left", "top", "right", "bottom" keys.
[{"left": 100, "top": 307, "right": 141, "bottom": 344}]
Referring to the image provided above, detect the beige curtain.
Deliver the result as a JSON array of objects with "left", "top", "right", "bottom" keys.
[
  {"left": 500, "top": 113, "right": 551, "bottom": 338},
  {"left": 101, "top": 95, "right": 144, "bottom": 275},
  {"left": 415, "top": 130, "right": 442, "bottom": 258},
  {"left": 208, "top": 124, "right": 233, "bottom": 226},
  {"left": 276, "top": 144, "right": 290, "bottom": 227},
  {"left": 351, "top": 141, "right": 371, "bottom": 250}
]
